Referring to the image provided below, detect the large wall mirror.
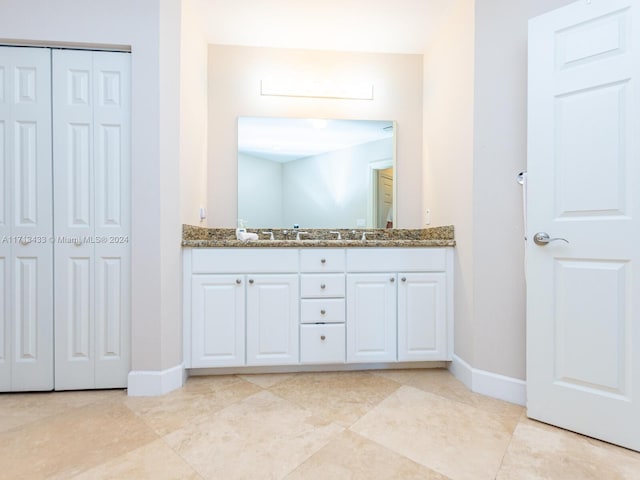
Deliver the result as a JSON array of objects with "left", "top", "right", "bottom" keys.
[{"left": 238, "top": 117, "right": 396, "bottom": 229}]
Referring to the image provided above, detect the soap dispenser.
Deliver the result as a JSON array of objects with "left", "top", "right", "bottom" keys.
[{"left": 236, "top": 219, "right": 246, "bottom": 240}]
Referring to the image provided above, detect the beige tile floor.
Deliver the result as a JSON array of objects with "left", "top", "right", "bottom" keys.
[{"left": 1, "top": 369, "right": 639, "bottom": 480}]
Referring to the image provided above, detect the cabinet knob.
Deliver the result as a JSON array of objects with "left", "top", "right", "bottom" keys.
[
  {"left": 390, "top": 277, "right": 395, "bottom": 283},
  {"left": 401, "top": 277, "right": 407, "bottom": 282},
  {"left": 320, "top": 309, "right": 326, "bottom": 315},
  {"left": 249, "top": 279, "right": 254, "bottom": 284},
  {"left": 320, "top": 335, "right": 326, "bottom": 341},
  {"left": 321, "top": 258, "right": 326, "bottom": 264},
  {"left": 236, "top": 279, "right": 242, "bottom": 285},
  {"left": 320, "top": 283, "right": 326, "bottom": 289}
]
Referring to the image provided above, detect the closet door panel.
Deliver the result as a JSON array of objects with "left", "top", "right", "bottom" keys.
[
  {"left": 93, "top": 52, "right": 130, "bottom": 388},
  {"left": 0, "top": 46, "right": 53, "bottom": 392},
  {"left": 9, "top": 48, "right": 53, "bottom": 390},
  {"left": 0, "top": 73, "right": 8, "bottom": 389},
  {"left": 0, "top": 256, "right": 9, "bottom": 389},
  {"left": 11, "top": 251, "right": 53, "bottom": 390},
  {"left": 53, "top": 246, "right": 94, "bottom": 390},
  {"left": 94, "top": 52, "right": 130, "bottom": 238},
  {"left": 10, "top": 48, "right": 52, "bottom": 238},
  {"left": 53, "top": 50, "right": 94, "bottom": 240},
  {"left": 94, "top": 253, "right": 130, "bottom": 387},
  {"left": 53, "top": 50, "right": 95, "bottom": 389},
  {"left": 53, "top": 50, "right": 130, "bottom": 390}
]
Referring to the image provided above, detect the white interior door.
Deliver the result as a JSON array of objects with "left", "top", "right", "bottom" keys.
[
  {"left": 527, "top": 0, "right": 640, "bottom": 451},
  {"left": 0, "top": 46, "right": 53, "bottom": 392},
  {"left": 53, "top": 49, "right": 131, "bottom": 390}
]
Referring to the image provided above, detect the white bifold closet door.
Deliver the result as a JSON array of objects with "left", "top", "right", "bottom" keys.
[
  {"left": 0, "top": 47, "right": 54, "bottom": 392},
  {"left": 52, "top": 49, "right": 131, "bottom": 390}
]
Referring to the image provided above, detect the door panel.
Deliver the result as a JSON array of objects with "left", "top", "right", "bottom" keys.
[
  {"left": 11, "top": 249, "right": 53, "bottom": 391},
  {"left": 53, "top": 49, "right": 130, "bottom": 390},
  {"left": 527, "top": 0, "right": 639, "bottom": 451},
  {"left": 554, "top": 260, "right": 629, "bottom": 395},
  {"left": 0, "top": 46, "right": 53, "bottom": 392},
  {"left": 192, "top": 275, "right": 245, "bottom": 368},
  {"left": 246, "top": 275, "right": 299, "bottom": 366},
  {"left": 346, "top": 273, "right": 396, "bottom": 363},
  {"left": 0, "top": 256, "right": 8, "bottom": 389},
  {"left": 555, "top": 82, "right": 628, "bottom": 217},
  {"left": 397, "top": 273, "right": 446, "bottom": 362},
  {"left": 94, "top": 254, "right": 130, "bottom": 387}
]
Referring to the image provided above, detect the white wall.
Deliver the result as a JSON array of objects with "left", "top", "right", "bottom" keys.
[
  {"left": 180, "top": 0, "right": 208, "bottom": 225},
  {"left": 207, "top": 45, "right": 423, "bottom": 228},
  {"left": 0, "top": 0, "right": 184, "bottom": 373},
  {"left": 472, "top": 0, "right": 576, "bottom": 379},
  {"left": 423, "top": 0, "right": 476, "bottom": 368},
  {"left": 426, "top": 0, "right": 578, "bottom": 381}
]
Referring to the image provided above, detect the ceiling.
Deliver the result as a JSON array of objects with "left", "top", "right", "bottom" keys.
[{"left": 191, "top": 0, "right": 457, "bottom": 54}]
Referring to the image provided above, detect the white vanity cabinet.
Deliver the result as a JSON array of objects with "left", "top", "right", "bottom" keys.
[
  {"left": 346, "top": 248, "right": 453, "bottom": 363},
  {"left": 183, "top": 245, "right": 453, "bottom": 371},
  {"left": 185, "top": 249, "right": 299, "bottom": 368}
]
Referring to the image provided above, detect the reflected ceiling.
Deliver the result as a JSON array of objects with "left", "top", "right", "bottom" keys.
[{"left": 238, "top": 117, "right": 393, "bottom": 163}]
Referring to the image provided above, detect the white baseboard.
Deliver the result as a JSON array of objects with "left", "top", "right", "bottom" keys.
[
  {"left": 127, "top": 364, "right": 185, "bottom": 396},
  {"left": 449, "top": 355, "right": 526, "bottom": 406}
]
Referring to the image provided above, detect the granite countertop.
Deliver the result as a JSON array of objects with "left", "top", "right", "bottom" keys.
[{"left": 182, "top": 225, "right": 455, "bottom": 248}]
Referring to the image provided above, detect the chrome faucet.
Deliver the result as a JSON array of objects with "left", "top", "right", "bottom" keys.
[
  {"left": 361, "top": 231, "right": 373, "bottom": 241},
  {"left": 296, "top": 231, "right": 309, "bottom": 240},
  {"left": 261, "top": 230, "right": 275, "bottom": 240},
  {"left": 329, "top": 231, "right": 342, "bottom": 240}
]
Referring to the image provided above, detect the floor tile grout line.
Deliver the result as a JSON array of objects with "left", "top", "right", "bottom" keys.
[
  {"left": 157, "top": 434, "right": 207, "bottom": 480},
  {"left": 370, "top": 371, "right": 525, "bottom": 421}
]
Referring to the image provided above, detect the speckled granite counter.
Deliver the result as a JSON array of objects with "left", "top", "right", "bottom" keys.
[{"left": 182, "top": 225, "right": 455, "bottom": 248}]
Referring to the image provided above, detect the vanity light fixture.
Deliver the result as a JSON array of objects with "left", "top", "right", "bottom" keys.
[{"left": 260, "top": 77, "right": 374, "bottom": 100}]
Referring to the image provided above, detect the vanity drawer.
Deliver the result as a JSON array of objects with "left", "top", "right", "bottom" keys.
[
  {"left": 300, "top": 274, "right": 345, "bottom": 298},
  {"left": 191, "top": 248, "right": 298, "bottom": 273},
  {"left": 346, "top": 248, "right": 447, "bottom": 272},
  {"left": 300, "top": 249, "right": 345, "bottom": 273},
  {"left": 300, "top": 298, "right": 345, "bottom": 324},
  {"left": 300, "top": 324, "right": 345, "bottom": 364}
]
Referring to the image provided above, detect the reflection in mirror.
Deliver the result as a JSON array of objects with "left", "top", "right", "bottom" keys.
[{"left": 238, "top": 117, "right": 395, "bottom": 229}]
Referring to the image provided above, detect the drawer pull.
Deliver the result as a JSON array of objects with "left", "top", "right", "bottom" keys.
[
  {"left": 249, "top": 279, "right": 254, "bottom": 284},
  {"left": 236, "top": 279, "right": 242, "bottom": 285},
  {"left": 320, "top": 309, "right": 326, "bottom": 315},
  {"left": 320, "top": 335, "right": 326, "bottom": 341},
  {"left": 390, "top": 277, "right": 395, "bottom": 283},
  {"left": 320, "top": 284, "right": 326, "bottom": 289},
  {"left": 321, "top": 258, "right": 326, "bottom": 264},
  {"left": 401, "top": 277, "right": 407, "bottom": 282}
]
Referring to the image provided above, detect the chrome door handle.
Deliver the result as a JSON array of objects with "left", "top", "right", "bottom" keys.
[{"left": 533, "top": 232, "right": 569, "bottom": 246}]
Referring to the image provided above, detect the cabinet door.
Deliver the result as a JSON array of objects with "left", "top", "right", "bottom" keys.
[
  {"left": 397, "top": 273, "right": 447, "bottom": 361},
  {"left": 246, "top": 274, "right": 299, "bottom": 366},
  {"left": 346, "top": 273, "right": 396, "bottom": 363},
  {"left": 0, "top": 47, "right": 53, "bottom": 392},
  {"left": 191, "top": 275, "right": 245, "bottom": 367}
]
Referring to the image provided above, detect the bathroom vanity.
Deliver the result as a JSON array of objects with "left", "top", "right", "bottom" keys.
[{"left": 182, "top": 226, "right": 455, "bottom": 373}]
